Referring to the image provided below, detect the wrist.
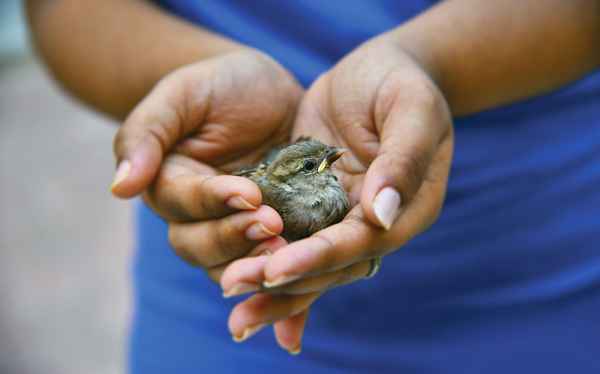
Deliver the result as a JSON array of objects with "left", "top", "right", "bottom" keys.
[{"left": 379, "top": 28, "right": 446, "bottom": 102}]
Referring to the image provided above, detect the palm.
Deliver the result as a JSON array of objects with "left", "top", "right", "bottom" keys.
[
  {"left": 293, "top": 40, "right": 453, "bottom": 208},
  {"left": 168, "top": 51, "right": 302, "bottom": 174}
]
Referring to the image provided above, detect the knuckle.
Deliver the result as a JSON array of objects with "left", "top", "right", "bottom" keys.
[
  {"left": 311, "top": 233, "right": 339, "bottom": 271},
  {"left": 394, "top": 152, "right": 429, "bottom": 198},
  {"left": 168, "top": 224, "right": 204, "bottom": 267},
  {"left": 423, "top": 194, "right": 445, "bottom": 230},
  {"left": 213, "top": 218, "right": 247, "bottom": 262},
  {"left": 141, "top": 192, "right": 164, "bottom": 219},
  {"left": 167, "top": 225, "right": 184, "bottom": 252},
  {"left": 287, "top": 294, "right": 308, "bottom": 315},
  {"left": 428, "top": 205, "right": 443, "bottom": 227},
  {"left": 342, "top": 214, "right": 367, "bottom": 234},
  {"left": 112, "top": 126, "right": 134, "bottom": 159},
  {"left": 341, "top": 216, "right": 374, "bottom": 250},
  {"left": 210, "top": 228, "right": 230, "bottom": 260},
  {"left": 394, "top": 75, "right": 449, "bottom": 128},
  {"left": 412, "top": 82, "right": 451, "bottom": 135},
  {"left": 112, "top": 130, "right": 123, "bottom": 157},
  {"left": 341, "top": 215, "right": 381, "bottom": 258},
  {"left": 334, "top": 265, "right": 356, "bottom": 287},
  {"left": 155, "top": 181, "right": 195, "bottom": 222},
  {"left": 387, "top": 70, "right": 438, "bottom": 108},
  {"left": 145, "top": 122, "right": 172, "bottom": 155},
  {"left": 416, "top": 211, "right": 440, "bottom": 238},
  {"left": 195, "top": 176, "right": 218, "bottom": 213},
  {"left": 413, "top": 82, "right": 439, "bottom": 110}
]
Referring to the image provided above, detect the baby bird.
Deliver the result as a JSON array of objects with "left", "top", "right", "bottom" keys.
[{"left": 236, "top": 138, "right": 350, "bottom": 242}]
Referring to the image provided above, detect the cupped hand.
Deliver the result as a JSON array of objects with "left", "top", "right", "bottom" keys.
[
  {"left": 111, "top": 48, "right": 302, "bottom": 270},
  {"left": 109, "top": 49, "right": 310, "bottom": 351},
  {"left": 223, "top": 36, "right": 454, "bottom": 351},
  {"left": 112, "top": 49, "right": 302, "bottom": 197}
]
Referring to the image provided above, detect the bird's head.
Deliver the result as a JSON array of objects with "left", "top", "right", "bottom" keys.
[{"left": 266, "top": 139, "right": 346, "bottom": 185}]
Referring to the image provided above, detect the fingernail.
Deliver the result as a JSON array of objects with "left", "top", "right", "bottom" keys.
[
  {"left": 373, "top": 187, "right": 401, "bottom": 230},
  {"left": 223, "top": 282, "right": 260, "bottom": 298},
  {"left": 110, "top": 160, "right": 131, "bottom": 191},
  {"left": 288, "top": 346, "right": 302, "bottom": 355},
  {"left": 227, "top": 196, "right": 257, "bottom": 211},
  {"left": 232, "top": 323, "right": 266, "bottom": 343},
  {"left": 246, "top": 223, "right": 277, "bottom": 241},
  {"left": 263, "top": 275, "right": 300, "bottom": 288}
]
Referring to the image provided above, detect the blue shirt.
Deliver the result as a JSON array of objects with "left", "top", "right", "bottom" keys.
[{"left": 131, "top": 1, "right": 600, "bottom": 373}]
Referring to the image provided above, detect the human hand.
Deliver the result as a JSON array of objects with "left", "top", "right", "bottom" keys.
[
  {"left": 109, "top": 49, "right": 311, "bottom": 349},
  {"left": 111, "top": 48, "right": 303, "bottom": 273},
  {"left": 111, "top": 49, "right": 302, "bottom": 199},
  {"left": 222, "top": 35, "right": 454, "bottom": 351}
]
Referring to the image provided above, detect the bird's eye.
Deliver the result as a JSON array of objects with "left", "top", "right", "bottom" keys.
[{"left": 303, "top": 159, "right": 317, "bottom": 172}]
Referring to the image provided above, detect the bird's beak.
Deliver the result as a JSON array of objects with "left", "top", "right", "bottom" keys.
[{"left": 318, "top": 147, "right": 347, "bottom": 173}]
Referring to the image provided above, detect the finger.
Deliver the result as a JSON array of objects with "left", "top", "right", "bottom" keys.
[
  {"left": 111, "top": 74, "right": 209, "bottom": 198},
  {"left": 274, "top": 309, "right": 309, "bottom": 355},
  {"left": 205, "top": 236, "right": 287, "bottom": 284},
  {"left": 223, "top": 250, "right": 371, "bottom": 297},
  {"left": 221, "top": 237, "right": 288, "bottom": 297},
  {"left": 228, "top": 292, "right": 320, "bottom": 343},
  {"left": 146, "top": 170, "right": 263, "bottom": 222},
  {"left": 168, "top": 205, "right": 283, "bottom": 268},
  {"left": 361, "top": 82, "right": 451, "bottom": 229},
  {"left": 261, "top": 208, "right": 376, "bottom": 287},
  {"left": 266, "top": 259, "right": 372, "bottom": 295}
]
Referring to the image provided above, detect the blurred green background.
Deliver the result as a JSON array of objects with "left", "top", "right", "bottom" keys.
[{"left": 1, "top": 1, "right": 132, "bottom": 373}]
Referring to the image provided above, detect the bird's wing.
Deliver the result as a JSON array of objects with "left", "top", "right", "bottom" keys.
[
  {"left": 232, "top": 167, "right": 257, "bottom": 177},
  {"left": 233, "top": 137, "right": 313, "bottom": 178},
  {"left": 294, "top": 136, "right": 313, "bottom": 143},
  {"left": 233, "top": 162, "right": 269, "bottom": 178}
]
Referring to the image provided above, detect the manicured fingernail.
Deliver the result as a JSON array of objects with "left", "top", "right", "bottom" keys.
[
  {"left": 227, "top": 196, "right": 257, "bottom": 210},
  {"left": 232, "top": 323, "right": 266, "bottom": 343},
  {"left": 373, "top": 187, "right": 401, "bottom": 230},
  {"left": 246, "top": 223, "right": 277, "bottom": 241},
  {"left": 263, "top": 275, "right": 300, "bottom": 288},
  {"left": 288, "top": 346, "right": 302, "bottom": 355},
  {"left": 110, "top": 160, "right": 131, "bottom": 191},
  {"left": 223, "top": 282, "right": 260, "bottom": 298}
]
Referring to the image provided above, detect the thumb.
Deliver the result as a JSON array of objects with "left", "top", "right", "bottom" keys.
[
  {"left": 110, "top": 76, "right": 206, "bottom": 199},
  {"left": 110, "top": 127, "right": 165, "bottom": 199},
  {"left": 360, "top": 100, "right": 446, "bottom": 229}
]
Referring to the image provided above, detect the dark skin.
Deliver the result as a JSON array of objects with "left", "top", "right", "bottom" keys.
[
  {"left": 28, "top": 0, "right": 308, "bottom": 351},
  {"left": 28, "top": 0, "right": 600, "bottom": 354}
]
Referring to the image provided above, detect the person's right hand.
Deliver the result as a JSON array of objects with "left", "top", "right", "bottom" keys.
[{"left": 109, "top": 49, "right": 307, "bottom": 343}]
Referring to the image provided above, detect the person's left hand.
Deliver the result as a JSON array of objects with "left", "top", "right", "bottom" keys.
[{"left": 220, "top": 34, "right": 454, "bottom": 353}]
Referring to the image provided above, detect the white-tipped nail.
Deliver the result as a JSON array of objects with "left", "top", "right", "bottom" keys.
[
  {"left": 110, "top": 160, "right": 131, "bottom": 191},
  {"left": 232, "top": 323, "right": 266, "bottom": 343},
  {"left": 263, "top": 275, "right": 300, "bottom": 288},
  {"left": 288, "top": 346, "right": 302, "bottom": 355},
  {"left": 372, "top": 187, "right": 401, "bottom": 230},
  {"left": 246, "top": 223, "right": 277, "bottom": 241},
  {"left": 227, "top": 196, "right": 257, "bottom": 211},
  {"left": 223, "top": 282, "right": 260, "bottom": 298}
]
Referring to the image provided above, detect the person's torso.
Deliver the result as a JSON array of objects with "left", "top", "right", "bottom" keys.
[{"left": 132, "top": 2, "right": 600, "bottom": 373}]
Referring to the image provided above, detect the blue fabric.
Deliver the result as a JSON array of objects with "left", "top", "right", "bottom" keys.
[{"left": 131, "top": 1, "right": 600, "bottom": 373}]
